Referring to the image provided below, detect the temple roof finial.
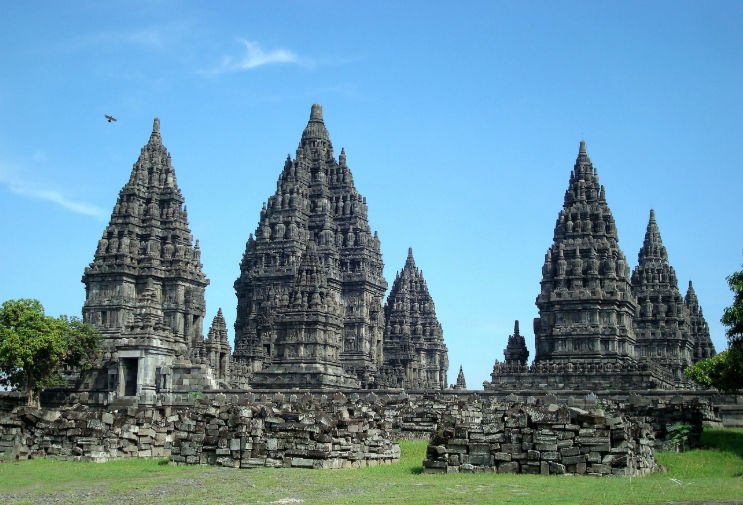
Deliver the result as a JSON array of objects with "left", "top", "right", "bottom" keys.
[
  {"left": 514, "top": 319, "right": 520, "bottom": 336},
  {"left": 148, "top": 117, "right": 161, "bottom": 144},
  {"left": 405, "top": 247, "right": 415, "bottom": 268},
  {"left": 579, "top": 139, "right": 586, "bottom": 154},
  {"left": 649, "top": 208, "right": 656, "bottom": 223},
  {"left": 310, "top": 103, "right": 323, "bottom": 122}
]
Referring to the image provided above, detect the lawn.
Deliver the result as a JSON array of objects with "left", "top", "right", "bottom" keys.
[{"left": 0, "top": 429, "right": 740, "bottom": 505}]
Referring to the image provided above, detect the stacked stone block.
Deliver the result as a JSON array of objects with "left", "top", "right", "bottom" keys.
[
  {"left": 0, "top": 394, "right": 399, "bottom": 468},
  {"left": 423, "top": 401, "right": 657, "bottom": 476}
]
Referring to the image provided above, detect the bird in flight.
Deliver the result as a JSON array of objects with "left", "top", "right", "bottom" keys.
[{"left": 105, "top": 114, "right": 117, "bottom": 123}]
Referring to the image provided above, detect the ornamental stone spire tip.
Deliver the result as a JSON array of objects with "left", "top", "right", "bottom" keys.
[
  {"left": 310, "top": 103, "right": 323, "bottom": 121},
  {"left": 406, "top": 247, "right": 415, "bottom": 267}
]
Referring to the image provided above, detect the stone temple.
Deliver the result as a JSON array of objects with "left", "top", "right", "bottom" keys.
[
  {"left": 631, "top": 209, "right": 694, "bottom": 383},
  {"left": 486, "top": 141, "right": 716, "bottom": 391},
  {"left": 81, "top": 119, "right": 227, "bottom": 400},
  {"left": 71, "top": 108, "right": 718, "bottom": 400},
  {"left": 379, "top": 248, "right": 448, "bottom": 390},
  {"left": 232, "top": 104, "right": 448, "bottom": 389}
]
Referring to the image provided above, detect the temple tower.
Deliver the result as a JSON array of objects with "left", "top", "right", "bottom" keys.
[
  {"left": 233, "top": 104, "right": 387, "bottom": 387},
  {"left": 82, "top": 118, "right": 212, "bottom": 398},
  {"left": 685, "top": 281, "right": 716, "bottom": 362},
  {"left": 204, "top": 308, "right": 231, "bottom": 385},
  {"left": 504, "top": 320, "right": 530, "bottom": 366},
  {"left": 534, "top": 141, "right": 637, "bottom": 364},
  {"left": 631, "top": 210, "right": 694, "bottom": 382},
  {"left": 380, "top": 248, "right": 448, "bottom": 390},
  {"left": 453, "top": 365, "right": 467, "bottom": 390}
]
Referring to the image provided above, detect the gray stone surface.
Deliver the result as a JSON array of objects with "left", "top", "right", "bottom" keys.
[
  {"left": 631, "top": 209, "right": 695, "bottom": 383},
  {"left": 80, "top": 118, "right": 225, "bottom": 399},
  {"left": 423, "top": 401, "right": 658, "bottom": 476},
  {"left": 233, "top": 104, "right": 389, "bottom": 388},
  {"left": 686, "top": 281, "right": 716, "bottom": 362},
  {"left": 380, "top": 248, "right": 448, "bottom": 390}
]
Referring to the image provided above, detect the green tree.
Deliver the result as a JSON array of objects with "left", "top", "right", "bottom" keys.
[
  {"left": 721, "top": 266, "right": 743, "bottom": 346},
  {"left": 0, "top": 299, "right": 100, "bottom": 406},
  {"left": 687, "top": 263, "right": 743, "bottom": 392}
]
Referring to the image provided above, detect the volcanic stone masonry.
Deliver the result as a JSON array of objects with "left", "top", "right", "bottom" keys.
[
  {"left": 685, "top": 281, "right": 716, "bottom": 362},
  {"left": 379, "top": 248, "right": 448, "bottom": 390},
  {"left": 68, "top": 109, "right": 715, "bottom": 400},
  {"left": 232, "top": 104, "right": 447, "bottom": 390},
  {"left": 487, "top": 142, "right": 718, "bottom": 391},
  {"left": 423, "top": 400, "right": 658, "bottom": 476},
  {"left": 630, "top": 209, "right": 694, "bottom": 384},
  {"left": 80, "top": 118, "right": 226, "bottom": 401}
]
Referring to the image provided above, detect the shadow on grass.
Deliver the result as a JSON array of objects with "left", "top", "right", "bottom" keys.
[
  {"left": 701, "top": 429, "right": 743, "bottom": 460},
  {"left": 410, "top": 465, "right": 424, "bottom": 475}
]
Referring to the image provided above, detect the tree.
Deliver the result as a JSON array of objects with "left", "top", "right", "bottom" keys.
[
  {"left": 0, "top": 299, "right": 100, "bottom": 406},
  {"left": 721, "top": 266, "right": 743, "bottom": 346},
  {"left": 686, "top": 263, "right": 743, "bottom": 392}
]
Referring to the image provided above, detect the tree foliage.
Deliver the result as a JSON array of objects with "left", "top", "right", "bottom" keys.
[
  {"left": 687, "top": 262, "right": 743, "bottom": 392},
  {"left": 721, "top": 267, "right": 743, "bottom": 346},
  {"left": 684, "top": 348, "right": 743, "bottom": 392},
  {"left": 0, "top": 299, "right": 100, "bottom": 406}
]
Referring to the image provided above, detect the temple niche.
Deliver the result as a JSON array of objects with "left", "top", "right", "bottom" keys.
[
  {"left": 233, "top": 104, "right": 388, "bottom": 388},
  {"left": 630, "top": 210, "right": 694, "bottom": 383},
  {"left": 81, "top": 118, "right": 225, "bottom": 400},
  {"left": 380, "top": 248, "right": 448, "bottom": 390}
]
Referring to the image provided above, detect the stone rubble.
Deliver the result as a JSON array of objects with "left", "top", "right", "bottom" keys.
[
  {"left": 423, "top": 400, "right": 658, "bottom": 476},
  {"left": 0, "top": 393, "right": 399, "bottom": 469}
]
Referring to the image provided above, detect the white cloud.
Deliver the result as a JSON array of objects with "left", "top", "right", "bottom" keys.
[
  {"left": 0, "top": 165, "right": 107, "bottom": 220},
  {"left": 205, "top": 39, "right": 311, "bottom": 75}
]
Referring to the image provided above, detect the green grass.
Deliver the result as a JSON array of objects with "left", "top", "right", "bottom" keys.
[{"left": 1, "top": 429, "right": 741, "bottom": 505}]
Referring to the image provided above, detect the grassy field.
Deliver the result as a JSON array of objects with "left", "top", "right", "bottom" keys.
[{"left": 0, "top": 429, "right": 741, "bottom": 505}]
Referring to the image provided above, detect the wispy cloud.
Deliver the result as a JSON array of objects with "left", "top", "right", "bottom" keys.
[
  {"left": 49, "top": 19, "right": 198, "bottom": 54},
  {"left": 0, "top": 164, "right": 107, "bottom": 220},
  {"left": 204, "top": 39, "right": 311, "bottom": 75}
]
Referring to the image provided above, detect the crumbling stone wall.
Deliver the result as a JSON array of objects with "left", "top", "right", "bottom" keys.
[
  {"left": 423, "top": 401, "right": 657, "bottom": 476},
  {"left": 0, "top": 393, "right": 399, "bottom": 469}
]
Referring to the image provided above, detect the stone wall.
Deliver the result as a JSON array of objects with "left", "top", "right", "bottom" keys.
[
  {"left": 0, "top": 393, "right": 399, "bottom": 469},
  {"left": 423, "top": 401, "right": 657, "bottom": 476}
]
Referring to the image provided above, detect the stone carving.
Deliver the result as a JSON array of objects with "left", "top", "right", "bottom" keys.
[
  {"left": 630, "top": 210, "right": 694, "bottom": 383},
  {"left": 380, "top": 248, "right": 448, "bottom": 390},
  {"left": 233, "top": 105, "right": 388, "bottom": 388}
]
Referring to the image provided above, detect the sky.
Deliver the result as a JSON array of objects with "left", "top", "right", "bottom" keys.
[{"left": 0, "top": 1, "right": 741, "bottom": 389}]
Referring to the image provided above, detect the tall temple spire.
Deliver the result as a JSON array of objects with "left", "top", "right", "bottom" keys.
[
  {"left": 233, "top": 104, "right": 387, "bottom": 388},
  {"left": 631, "top": 209, "right": 692, "bottom": 382},
  {"left": 685, "top": 280, "right": 716, "bottom": 361},
  {"left": 82, "top": 117, "right": 212, "bottom": 397},
  {"left": 381, "top": 249, "right": 448, "bottom": 390},
  {"left": 535, "top": 140, "right": 637, "bottom": 364}
]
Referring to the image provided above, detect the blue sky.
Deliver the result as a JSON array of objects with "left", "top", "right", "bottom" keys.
[{"left": 1, "top": 1, "right": 741, "bottom": 388}]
